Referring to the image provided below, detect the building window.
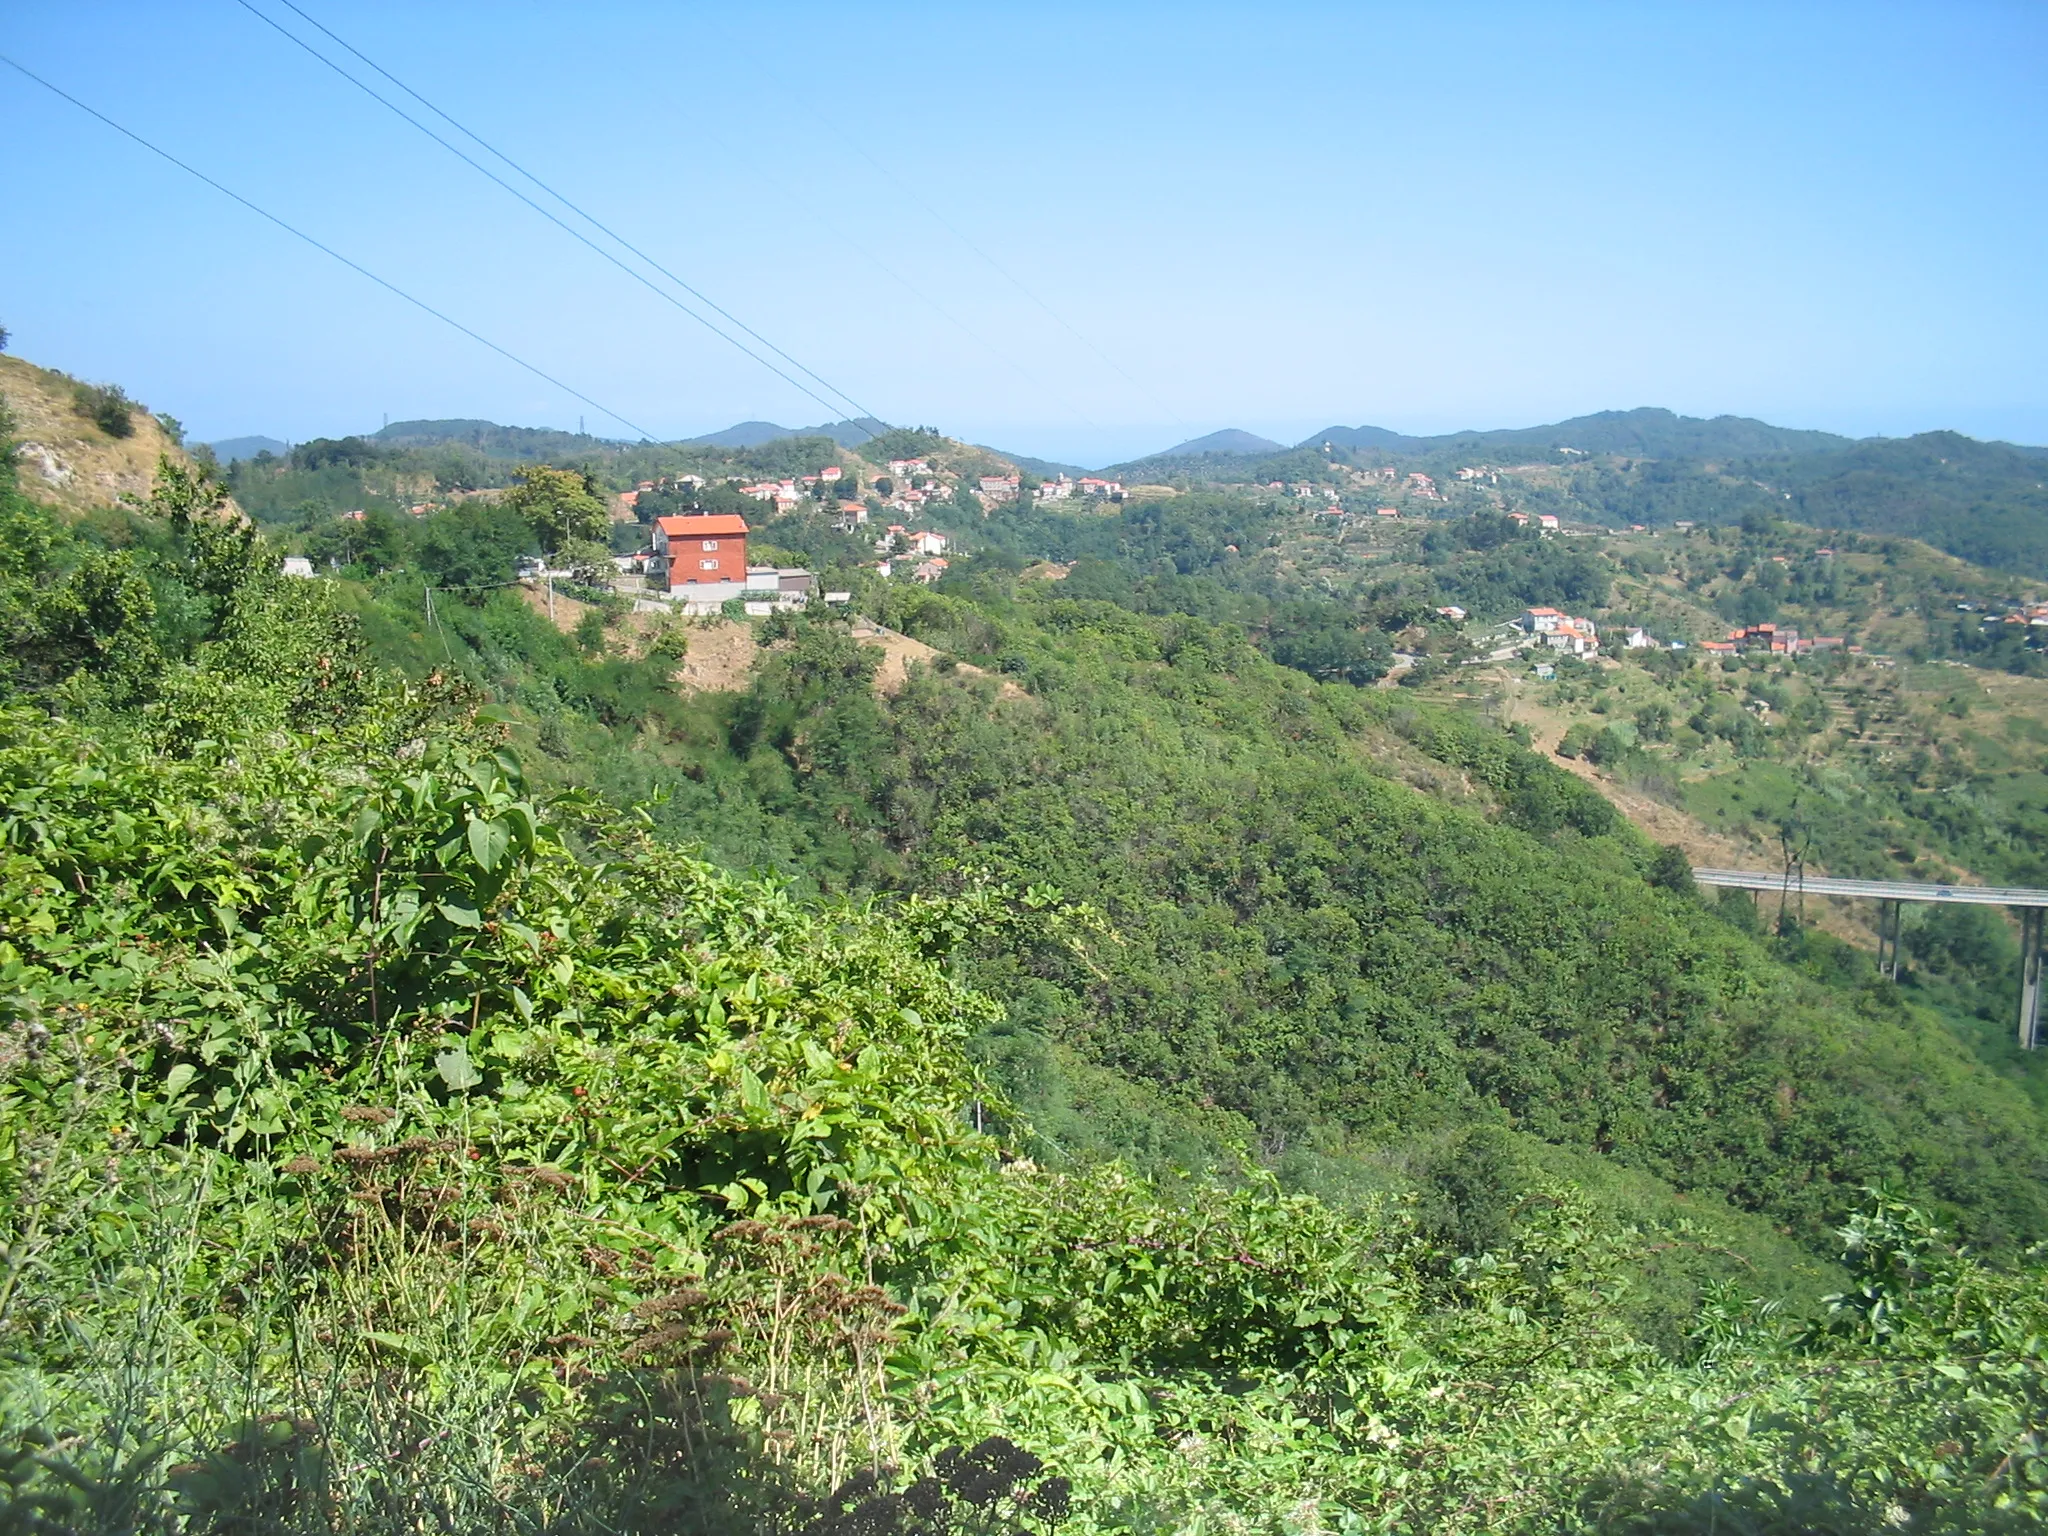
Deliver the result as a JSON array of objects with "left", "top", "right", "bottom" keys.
[
  {"left": 699, "top": 559, "right": 719, "bottom": 571},
  {"left": 701, "top": 540, "right": 719, "bottom": 551}
]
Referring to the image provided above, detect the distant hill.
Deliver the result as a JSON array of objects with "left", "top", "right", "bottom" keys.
[
  {"left": 1300, "top": 424, "right": 1427, "bottom": 453},
  {"left": 371, "top": 419, "right": 623, "bottom": 459},
  {"left": 1142, "top": 428, "right": 1287, "bottom": 460},
  {"left": 682, "top": 418, "right": 887, "bottom": 451},
  {"left": 682, "top": 420, "right": 798, "bottom": 450},
  {"left": 972, "top": 445, "right": 1088, "bottom": 479},
  {"left": 1305, "top": 408, "right": 1859, "bottom": 461},
  {"left": 208, "top": 434, "right": 288, "bottom": 462},
  {"left": 1768, "top": 430, "right": 2048, "bottom": 577}
]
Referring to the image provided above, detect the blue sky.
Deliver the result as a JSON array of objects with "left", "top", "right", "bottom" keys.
[{"left": 4, "top": 1, "right": 2045, "bottom": 464}]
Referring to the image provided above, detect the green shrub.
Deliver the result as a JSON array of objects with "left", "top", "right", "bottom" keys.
[{"left": 71, "top": 380, "right": 136, "bottom": 438}]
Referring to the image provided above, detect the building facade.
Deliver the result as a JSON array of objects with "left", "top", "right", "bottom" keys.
[{"left": 653, "top": 513, "right": 750, "bottom": 592}]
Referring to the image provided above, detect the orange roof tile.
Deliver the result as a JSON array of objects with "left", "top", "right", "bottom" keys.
[{"left": 656, "top": 514, "right": 749, "bottom": 537}]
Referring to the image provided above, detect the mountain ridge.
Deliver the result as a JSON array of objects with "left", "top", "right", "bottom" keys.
[
  {"left": 1302, "top": 407, "right": 1861, "bottom": 461},
  {"left": 1146, "top": 427, "right": 1288, "bottom": 459},
  {"left": 203, "top": 407, "right": 2046, "bottom": 478},
  {"left": 207, "top": 434, "right": 289, "bottom": 462}
]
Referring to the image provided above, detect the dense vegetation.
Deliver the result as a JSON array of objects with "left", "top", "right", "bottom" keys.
[
  {"left": 1117, "top": 409, "right": 2048, "bottom": 583},
  {"left": 9, "top": 380, "right": 2048, "bottom": 1529}
]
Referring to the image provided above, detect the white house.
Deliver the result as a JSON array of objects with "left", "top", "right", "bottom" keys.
[
  {"left": 910, "top": 530, "right": 949, "bottom": 556},
  {"left": 1542, "top": 620, "right": 1600, "bottom": 657},
  {"left": 1521, "top": 607, "right": 1599, "bottom": 656},
  {"left": 1624, "top": 627, "right": 1658, "bottom": 650},
  {"left": 280, "top": 556, "right": 315, "bottom": 579}
]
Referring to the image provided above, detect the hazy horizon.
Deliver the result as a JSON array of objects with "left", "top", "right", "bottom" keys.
[
  {"left": 6, "top": 2, "right": 2045, "bottom": 463},
  {"left": 194, "top": 405, "right": 2048, "bottom": 471}
]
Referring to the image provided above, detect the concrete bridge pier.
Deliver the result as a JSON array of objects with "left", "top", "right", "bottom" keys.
[
  {"left": 2021, "top": 906, "right": 2045, "bottom": 1051},
  {"left": 1876, "top": 899, "right": 1903, "bottom": 981}
]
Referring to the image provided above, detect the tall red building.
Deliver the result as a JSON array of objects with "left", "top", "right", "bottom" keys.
[{"left": 652, "top": 513, "right": 749, "bottom": 591}]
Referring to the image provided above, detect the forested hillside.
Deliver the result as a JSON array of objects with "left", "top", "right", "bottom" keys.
[{"left": 8, "top": 349, "right": 2048, "bottom": 1530}]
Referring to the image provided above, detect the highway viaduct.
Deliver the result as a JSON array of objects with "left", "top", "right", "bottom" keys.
[{"left": 1692, "top": 868, "right": 2048, "bottom": 1049}]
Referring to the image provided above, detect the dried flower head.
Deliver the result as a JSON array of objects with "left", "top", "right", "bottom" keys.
[
  {"left": 334, "top": 1144, "right": 403, "bottom": 1166},
  {"left": 622, "top": 1323, "right": 692, "bottom": 1362},
  {"left": 340, "top": 1106, "right": 394, "bottom": 1125},
  {"left": 712, "top": 1219, "right": 772, "bottom": 1245},
  {"left": 630, "top": 1288, "right": 711, "bottom": 1320},
  {"left": 280, "top": 1156, "right": 322, "bottom": 1177}
]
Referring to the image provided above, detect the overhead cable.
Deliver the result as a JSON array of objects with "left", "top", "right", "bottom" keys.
[
  {"left": 662, "top": 106, "right": 1108, "bottom": 433},
  {"left": 240, "top": 0, "right": 888, "bottom": 431},
  {"left": 0, "top": 53, "right": 656, "bottom": 440},
  {"left": 801, "top": 110, "right": 1190, "bottom": 434}
]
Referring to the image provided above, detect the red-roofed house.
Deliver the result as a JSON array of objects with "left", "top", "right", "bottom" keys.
[{"left": 654, "top": 513, "right": 749, "bottom": 592}]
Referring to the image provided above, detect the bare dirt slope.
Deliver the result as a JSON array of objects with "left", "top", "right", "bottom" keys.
[
  {"left": 1, "top": 354, "right": 197, "bottom": 514},
  {"left": 517, "top": 582, "right": 598, "bottom": 634},
  {"left": 517, "top": 591, "right": 761, "bottom": 695},
  {"left": 673, "top": 621, "right": 759, "bottom": 694},
  {"left": 1516, "top": 710, "right": 1877, "bottom": 944},
  {"left": 851, "top": 620, "right": 1023, "bottom": 699}
]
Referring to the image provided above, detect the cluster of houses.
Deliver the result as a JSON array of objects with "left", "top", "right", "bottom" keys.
[
  {"left": 872, "top": 524, "right": 950, "bottom": 583},
  {"left": 976, "top": 474, "right": 1125, "bottom": 504},
  {"left": 1033, "top": 474, "right": 1125, "bottom": 502},
  {"left": 1507, "top": 511, "right": 1563, "bottom": 533},
  {"left": 730, "top": 466, "right": 843, "bottom": 511},
  {"left": 557, "top": 506, "right": 961, "bottom": 611},
  {"left": 1697, "top": 623, "right": 1845, "bottom": 657},
  {"left": 1977, "top": 601, "right": 2048, "bottom": 630},
  {"left": 1517, "top": 607, "right": 1602, "bottom": 657}
]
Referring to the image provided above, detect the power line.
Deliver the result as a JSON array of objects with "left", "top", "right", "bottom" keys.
[
  {"left": 656, "top": 104, "right": 1109, "bottom": 435},
  {"left": 792, "top": 105, "right": 1190, "bottom": 434},
  {"left": 0, "top": 53, "right": 656, "bottom": 441},
  {"left": 240, "top": 0, "right": 888, "bottom": 432}
]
